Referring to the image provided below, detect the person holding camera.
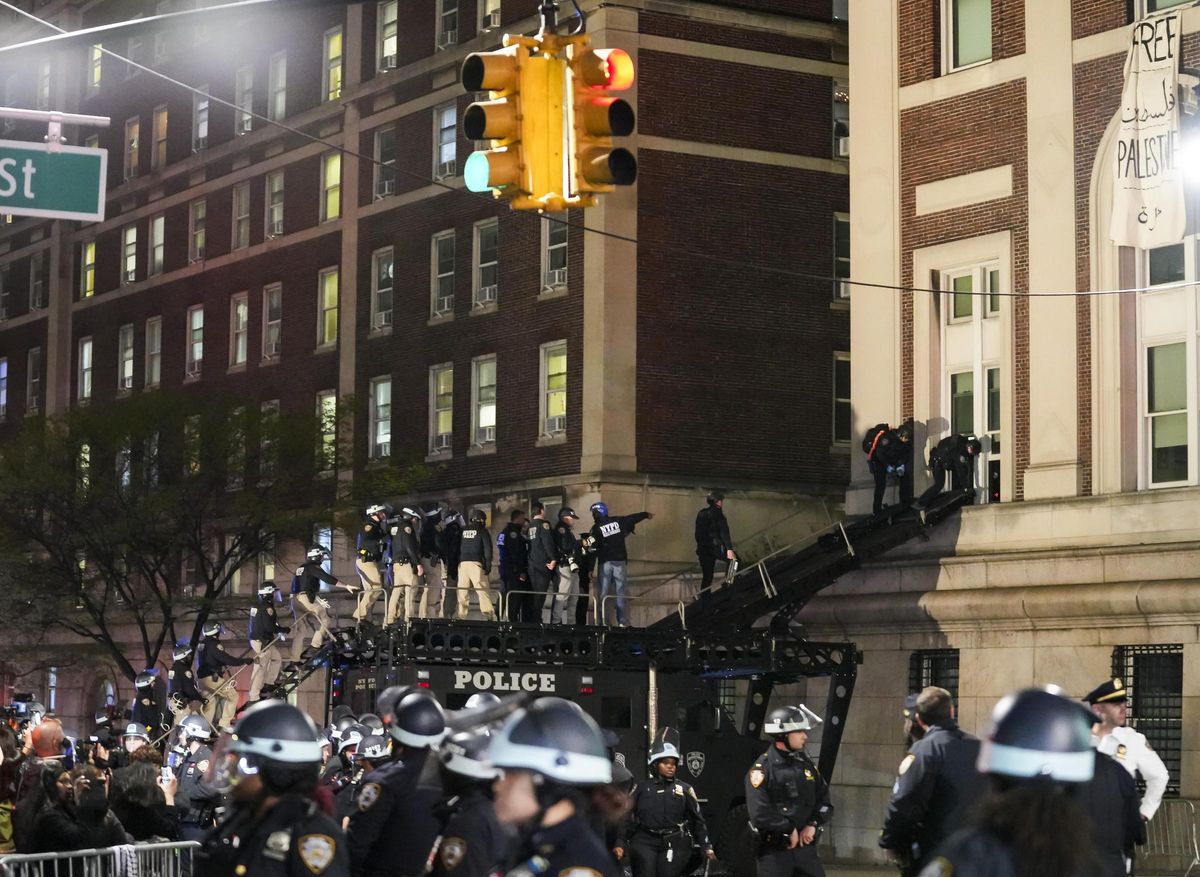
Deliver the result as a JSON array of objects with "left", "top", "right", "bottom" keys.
[
  {"left": 109, "top": 758, "right": 181, "bottom": 841},
  {"left": 28, "top": 762, "right": 130, "bottom": 853},
  {"left": 548, "top": 508, "right": 582, "bottom": 624}
]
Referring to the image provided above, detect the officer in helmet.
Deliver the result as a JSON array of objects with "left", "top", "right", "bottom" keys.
[
  {"left": 456, "top": 510, "right": 496, "bottom": 620},
  {"left": 168, "top": 641, "right": 204, "bottom": 727},
  {"left": 342, "top": 734, "right": 389, "bottom": 828},
  {"left": 353, "top": 504, "right": 390, "bottom": 626},
  {"left": 695, "top": 490, "right": 736, "bottom": 598},
  {"left": 432, "top": 730, "right": 507, "bottom": 877},
  {"left": 346, "top": 688, "right": 445, "bottom": 876},
  {"left": 616, "top": 740, "right": 713, "bottom": 877},
  {"left": 464, "top": 692, "right": 501, "bottom": 711},
  {"left": 196, "top": 621, "right": 251, "bottom": 730},
  {"left": 293, "top": 548, "right": 353, "bottom": 662},
  {"left": 488, "top": 697, "right": 623, "bottom": 877},
  {"left": 108, "top": 722, "right": 151, "bottom": 771},
  {"left": 173, "top": 713, "right": 222, "bottom": 843},
  {"left": 322, "top": 723, "right": 365, "bottom": 790},
  {"left": 745, "top": 705, "right": 832, "bottom": 877},
  {"left": 386, "top": 509, "right": 424, "bottom": 625},
  {"left": 248, "top": 581, "right": 289, "bottom": 703},
  {"left": 440, "top": 507, "right": 464, "bottom": 620},
  {"left": 131, "top": 668, "right": 170, "bottom": 740},
  {"left": 195, "top": 701, "right": 349, "bottom": 877},
  {"left": 914, "top": 434, "right": 983, "bottom": 512},
  {"left": 548, "top": 507, "right": 582, "bottom": 624},
  {"left": 918, "top": 688, "right": 1100, "bottom": 877}
]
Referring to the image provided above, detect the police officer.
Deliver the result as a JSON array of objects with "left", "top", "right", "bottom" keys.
[
  {"left": 527, "top": 502, "right": 558, "bottom": 624},
  {"left": 354, "top": 504, "right": 389, "bottom": 626},
  {"left": 488, "top": 697, "right": 622, "bottom": 877},
  {"left": 618, "top": 741, "right": 713, "bottom": 877},
  {"left": 457, "top": 510, "right": 496, "bottom": 620},
  {"left": 864, "top": 422, "right": 914, "bottom": 515},
  {"left": 341, "top": 734, "right": 389, "bottom": 828},
  {"left": 441, "top": 509, "right": 464, "bottom": 620},
  {"left": 880, "top": 687, "right": 986, "bottom": 876},
  {"left": 915, "top": 434, "right": 981, "bottom": 511},
  {"left": 322, "top": 723, "right": 364, "bottom": 789},
  {"left": 745, "top": 705, "right": 832, "bottom": 877},
  {"left": 168, "top": 642, "right": 204, "bottom": 727},
  {"left": 590, "top": 502, "right": 653, "bottom": 627},
  {"left": 131, "top": 668, "right": 170, "bottom": 739},
  {"left": 196, "top": 621, "right": 250, "bottom": 730},
  {"left": 249, "top": 582, "right": 288, "bottom": 702},
  {"left": 695, "top": 490, "right": 735, "bottom": 597},
  {"left": 113, "top": 722, "right": 151, "bottom": 770},
  {"left": 549, "top": 508, "right": 581, "bottom": 624},
  {"left": 499, "top": 510, "right": 529, "bottom": 623},
  {"left": 293, "top": 548, "right": 351, "bottom": 661},
  {"left": 173, "top": 713, "right": 223, "bottom": 843},
  {"left": 901, "top": 694, "right": 923, "bottom": 748},
  {"left": 415, "top": 507, "right": 447, "bottom": 618},
  {"left": 432, "top": 730, "right": 507, "bottom": 877},
  {"left": 347, "top": 688, "right": 445, "bottom": 877},
  {"left": 1084, "top": 676, "right": 1169, "bottom": 823},
  {"left": 1077, "top": 746, "right": 1144, "bottom": 877},
  {"left": 387, "top": 509, "right": 424, "bottom": 625},
  {"left": 196, "top": 700, "right": 348, "bottom": 877}
]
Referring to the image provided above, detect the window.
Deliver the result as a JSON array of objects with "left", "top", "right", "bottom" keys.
[
  {"left": 80, "top": 240, "right": 95, "bottom": 298},
  {"left": 189, "top": 199, "right": 206, "bottom": 262},
  {"left": 118, "top": 324, "right": 134, "bottom": 393},
  {"left": 370, "top": 377, "right": 392, "bottom": 458},
  {"left": 122, "top": 224, "right": 137, "bottom": 285},
  {"left": 321, "top": 153, "right": 341, "bottom": 222},
  {"left": 1112, "top": 644, "right": 1182, "bottom": 795},
  {"left": 227, "top": 406, "right": 247, "bottom": 490},
  {"left": 435, "top": 103, "right": 457, "bottom": 178},
  {"left": 834, "top": 214, "right": 850, "bottom": 299},
  {"left": 833, "top": 353, "right": 851, "bottom": 443},
  {"left": 318, "top": 268, "right": 339, "bottom": 346},
  {"left": 314, "top": 525, "right": 333, "bottom": 576},
  {"left": 47, "top": 668, "right": 56, "bottom": 714},
  {"left": 260, "top": 399, "right": 280, "bottom": 477},
  {"left": 230, "top": 293, "right": 249, "bottom": 367},
  {"left": 1146, "top": 342, "right": 1187, "bottom": 485},
  {"left": 323, "top": 27, "right": 343, "bottom": 102},
  {"left": 36, "top": 61, "right": 50, "bottom": 110},
  {"left": 437, "top": 0, "right": 458, "bottom": 47},
  {"left": 316, "top": 390, "right": 337, "bottom": 472},
  {"left": 268, "top": 51, "right": 287, "bottom": 120},
  {"left": 942, "top": 0, "right": 991, "bottom": 73},
  {"left": 378, "top": 1, "right": 398, "bottom": 69},
  {"left": 833, "top": 79, "right": 849, "bottom": 157},
  {"left": 0, "top": 270, "right": 7, "bottom": 320},
  {"left": 124, "top": 116, "right": 140, "bottom": 180},
  {"left": 152, "top": 105, "right": 168, "bottom": 170},
  {"left": 374, "top": 126, "right": 397, "bottom": 198},
  {"left": 541, "top": 342, "right": 567, "bottom": 436},
  {"left": 88, "top": 45, "right": 102, "bottom": 90},
  {"left": 266, "top": 170, "right": 284, "bottom": 236},
  {"left": 29, "top": 251, "right": 45, "bottom": 310},
  {"left": 235, "top": 65, "right": 253, "bottom": 134},
  {"left": 26, "top": 347, "right": 41, "bottom": 414},
  {"left": 950, "top": 371, "right": 973, "bottom": 435},
  {"left": 432, "top": 231, "right": 455, "bottom": 316},
  {"left": 430, "top": 364, "right": 453, "bottom": 453},
  {"left": 116, "top": 440, "right": 133, "bottom": 490},
  {"left": 77, "top": 337, "right": 93, "bottom": 402},
  {"left": 479, "top": 0, "right": 501, "bottom": 30},
  {"left": 192, "top": 86, "right": 209, "bottom": 151},
  {"left": 232, "top": 183, "right": 250, "bottom": 250},
  {"left": 371, "top": 247, "right": 393, "bottom": 330},
  {"left": 186, "top": 305, "right": 204, "bottom": 378},
  {"left": 0, "top": 358, "right": 7, "bottom": 420},
  {"left": 1148, "top": 243, "right": 1184, "bottom": 287},
  {"left": 472, "top": 355, "right": 496, "bottom": 446},
  {"left": 149, "top": 213, "right": 165, "bottom": 276},
  {"left": 985, "top": 266, "right": 1000, "bottom": 315},
  {"left": 145, "top": 317, "right": 161, "bottom": 388},
  {"left": 543, "top": 213, "right": 568, "bottom": 289},
  {"left": 474, "top": 219, "right": 498, "bottom": 307},
  {"left": 949, "top": 272, "right": 973, "bottom": 320},
  {"left": 184, "top": 415, "right": 201, "bottom": 474},
  {"left": 262, "top": 284, "right": 282, "bottom": 359},
  {"left": 908, "top": 649, "right": 960, "bottom": 700},
  {"left": 1140, "top": 0, "right": 1189, "bottom": 13}
]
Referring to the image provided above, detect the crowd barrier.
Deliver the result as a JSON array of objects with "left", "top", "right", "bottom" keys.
[
  {"left": 1142, "top": 799, "right": 1200, "bottom": 877},
  {"left": 0, "top": 840, "right": 199, "bottom": 877}
]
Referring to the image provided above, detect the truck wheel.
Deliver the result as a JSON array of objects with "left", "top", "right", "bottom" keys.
[{"left": 716, "top": 804, "right": 755, "bottom": 877}]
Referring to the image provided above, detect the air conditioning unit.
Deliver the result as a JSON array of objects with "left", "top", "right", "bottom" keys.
[
  {"left": 545, "top": 268, "right": 567, "bottom": 288},
  {"left": 482, "top": 9, "right": 501, "bottom": 29},
  {"left": 437, "top": 30, "right": 457, "bottom": 49},
  {"left": 545, "top": 415, "right": 565, "bottom": 435},
  {"left": 431, "top": 432, "right": 452, "bottom": 452},
  {"left": 437, "top": 160, "right": 456, "bottom": 179},
  {"left": 476, "top": 284, "right": 497, "bottom": 305},
  {"left": 124, "top": 268, "right": 137, "bottom": 283},
  {"left": 0, "top": 307, "right": 8, "bottom": 321},
  {"left": 373, "top": 310, "right": 393, "bottom": 330},
  {"left": 380, "top": 54, "right": 397, "bottom": 70},
  {"left": 239, "top": 116, "right": 253, "bottom": 134},
  {"left": 435, "top": 294, "right": 454, "bottom": 315},
  {"left": 125, "top": 165, "right": 139, "bottom": 180},
  {"left": 186, "top": 360, "right": 202, "bottom": 378},
  {"left": 836, "top": 136, "right": 850, "bottom": 158},
  {"left": 190, "top": 246, "right": 204, "bottom": 262},
  {"left": 264, "top": 336, "right": 281, "bottom": 358},
  {"left": 375, "top": 441, "right": 391, "bottom": 458},
  {"left": 268, "top": 220, "right": 283, "bottom": 237},
  {"left": 476, "top": 425, "right": 495, "bottom": 444},
  {"left": 376, "top": 178, "right": 395, "bottom": 197},
  {"left": 838, "top": 279, "right": 851, "bottom": 299},
  {"left": 121, "top": 374, "right": 133, "bottom": 391},
  {"left": 193, "top": 136, "right": 207, "bottom": 150}
]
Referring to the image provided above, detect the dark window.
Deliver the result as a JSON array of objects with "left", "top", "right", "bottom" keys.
[
  {"left": 908, "top": 649, "right": 960, "bottom": 701},
  {"left": 1148, "top": 243, "right": 1185, "bottom": 287},
  {"left": 1112, "top": 644, "right": 1182, "bottom": 796},
  {"left": 601, "top": 696, "right": 631, "bottom": 729}
]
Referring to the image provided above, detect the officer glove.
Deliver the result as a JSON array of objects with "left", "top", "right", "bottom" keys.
[
  {"left": 895, "top": 465, "right": 906, "bottom": 476},
  {"left": 318, "top": 597, "right": 330, "bottom": 608},
  {"left": 886, "top": 466, "right": 896, "bottom": 474}
]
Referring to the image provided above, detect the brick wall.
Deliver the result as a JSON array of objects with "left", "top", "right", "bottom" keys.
[
  {"left": 899, "top": 0, "right": 1026, "bottom": 88},
  {"left": 1072, "top": 0, "right": 1130, "bottom": 40},
  {"left": 638, "top": 11, "right": 838, "bottom": 61}
]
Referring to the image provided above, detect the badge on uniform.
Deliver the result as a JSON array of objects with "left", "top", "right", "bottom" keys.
[
  {"left": 359, "top": 782, "right": 382, "bottom": 810},
  {"left": 673, "top": 783, "right": 684, "bottom": 796},
  {"left": 803, "top": 769, "right": 814, "bottom": 781},
  {"left": 1116, "top": 744, "right": 1128, "bottom": 759},
  {"left": 917, "top": 856, "right": 953, "bottom": 877},
  {"left": 898, "top": 754, "right": 915, "bottom": 776},
  {"left": 749, "top": 767, "right": 765, "bottom": 789},
  {"left": 441, "top": 837, "right": 467, "bottom": 870},
  {"left": 265, "top": 830, "right": 292, "bottom": 862},
  {"left": 298, "top": 834, "right": 336, "bottom": 874}
]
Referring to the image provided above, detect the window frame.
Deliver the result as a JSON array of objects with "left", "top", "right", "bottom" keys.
[
  {"left": 473, "top": 218, "right": 499, "bottom": 309},
  {"left": 437, "top": 0, "right": 459, "bottom": 47},
  {"left": 88, "top": 45, "right": 102, "bottom": 91},
  {"left": 542, "top": 212, "right": 568, "bottom": 291},
  {"left": 80, "top": 240, "right": 96, "bottom": 298},
  {"left": 940, "top": 0, "right": 993, "bottom": 75},
  {"left": 121, "top": 224, "right": 137, "bottom": 285},
  {"left": 431, "top": 230, "right": 456, "bottom": 318},
  {"left": 1112, "top": 643, "right": 1183, "bottom": 796},
  {"left": 320, "top": 152, "right": 342, "bottom": 223},
  {"left": 268, "top": 51, "right": 287, "bottom": 121},
  {"left": 186, "top": 304, "right": 204, "bottom": 379},
  {"left": 262, "top": 283, "right": 283, "bottom": 360},
  {"left": 232, "top": 182, "right": 251, "bottom": 250},
  {"left": 230, "top": 292, "right": 249, "bottom": 368},
  {"left": 832, "top": 351, "right": 851, "bottom": 444},
  {"left": 123, "top": 115, "right": 140, "bottom": 180},
  {"left": 265, "top": 170, "right": 285, "bottom": 237},
  {"left": 371, "top": 247, "right": 394, "bottom": 332},
  {"left": 540, "top": 340, "right": 567, "bottom": 438},
  {"left": 833, "top": 212, "right": 850, "bottom": 300},
  {"left": 434, "top": 102, "right": 457, "bottom": 179},
  {"left": 117, "top": 323, "right": 134, "bottom": 394},
  {"left": 29, "top": 251, "right": 45, "bottom": 310},
  {"left": 145, "top": 316, "right": 162, "bottom": 389},
  {"left": 26, "top": 347, "right": 41, "bottom": 415},
  {"left": 0, "top": 357, "right": 7, "bottom": 420},
  {"left": 316, "top": 390, "right": 337, "bottom": 473},
  {"left": 188, "top": 199, "right": 206, "bottom": 262},
  {"left": 317, "top": 267, "right": 339, "bottom": 348},
  {"left": 429, "top": 363, "right": 454, "bottom": 455},
  {"left": 192, "top": 85, "right": 209, "bottom": 151},
  {"left": 235, "top": 65, "right": 254, "bottom": 134},
  {"left": 77, "top": 336, "right": 93, "bottom": 403},
  {"left": 478, "top": 0, "right": 501, "bottom": 31},
  {"left": 323, "top": 27, "right": 344, "bottom": 103},
  {"left": 378, "top": 0, "right": 399, "bottom": 70},
  {"left": 151, "top": 104, "right": 168, "bottom": 170},
  {"left": 369, "top": 375, "right": 392, "bottom": 459},
  {"left": 908, "top": 648, "right": 960, "bottom": 700},
  {"left": 149, "top": 213, "right": 165, "bottom": 276},
  {"left": 471, "top": 354, "right": 497, "bottom": 447},
  {"left": 374, "top": 126, "right": 397, "bottom": 198}
]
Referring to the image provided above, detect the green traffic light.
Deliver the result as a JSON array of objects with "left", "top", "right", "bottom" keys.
[{"left": 465, "top": 152, "right": 493, "bottom": 193}]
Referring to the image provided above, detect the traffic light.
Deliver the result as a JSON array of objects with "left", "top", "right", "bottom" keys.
[
  {"left": 462, "top": 45, "right": 523, "bottom": 197},
  {"left": 567, "top": 43, "right": 637, "bottom": 197}
]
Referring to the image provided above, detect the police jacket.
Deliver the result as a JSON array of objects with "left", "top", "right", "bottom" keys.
[
  {"left": 1095, "top": 724, "right": 1169, "bottom": 819},
  {"left": 131, "top": 679, "right": 169, "bottom": 736},
  {"left": 554, "top": 523, "right": 579, "bottom": 565},
  {"left": 499, "top": 523, "right": 528, "bottom": 582},
  {"left": 390, "top": 521, "right": 421, "bottom": 571},
  {"left": 174, "top": 744, "right": 221, "bottom": 825},
  {"left": 1076, "top": 751, "right": 1143, "bottom": 877},
  {"left": 874, "top": 431, "right": 912, "bottom": 470},
  {"left": 527, "top": 516, "right": 557, "bottom": 571},
  {"left": 296, "top": 560, "right": 338, "bottom": 602},
  {"left": 880, "top": 723, "right": 987, "bottom": 866},
  {"left": 694, "top": 505, "right": 732, "bottom": 559},
  {"left": 195, "top": 792, "right": 349, "bottom": 877},
  {"left": 441, "top": 519, "right": 463, "bottom": 579},
  {"left": 197, "top": 637, "right": 250, "bottom": 680},
  {"left": 503, "top": 812, "right": 620, "bottom": 877},
  {"left": 591, "top": 512, "right": 651, "bottom": 564},
  {"left": 168, "top": 658, "right": 203, "bottom": 704},
  {"left": 357, "top": 519, "right": 387, "bottom": 564},
  {"left": 347, "top": 754, "right": 442, "bottom": 877},
  {"left": 420, "top": 516, "right": 442, "bottom": 561},
  {"left": 745, "top": 746, "right": 833, "bottom": 839},
  {"left": 250, "top": 600, "right": 284, "bottom": 643},
  {"left": 620, "top": 774, "right": 711, "bottom": 848},
  {"left": 432, "top": 786, "right": 506, "bottom": 877},
  {"left": 459, "top": 525, "right": 493, "bottom": 569},
  {"left": 928, "top": 435, "right": 973, "bottom": 469}
]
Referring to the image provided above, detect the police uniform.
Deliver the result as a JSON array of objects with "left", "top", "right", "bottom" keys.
[
  {"left": 1084, "top": 677, "right": 1169, "bottom": 820},
  {"left": 440, "top": 515, "right": 464, "bottom": 620},
  {"left": 432, "top": 786, "right": 506, "bottom": 877},
  {"left": 879, "top": 722, "right": 987, "bottom": 876},
  {"left": 196, "top": 791, "right": 349, "bottom": 877},
  {"left": 503, "top": 813, "right": 621, "bottom": 877},
  {"left": 346, "top": 755, "right": 442, "bottom": 877},
  {"left": 249, "top": 599, "right": 286, "bottom": 701},
  {"left": 745, "top": 746, "right": 833, "bottom": 877},
  {"left": 550, "top": 520, "right": 581, "bottom": 624},
  {"left": 622, "top": 774, "right": 711, "bottom": 877},
  {"left": 197, "top": 636, "right": 250, "bottom": 728},
  {"left": 292, "top": 560, "right": 338, "bottom": 661},
  {"left": 456, "top": 523, "right": 496, "bottom": 619},
  {"left": 168, "top": 657, "right": 204, "bottom": 726},
  {"left": 499, "top": 521, "right": 529, "bottom": 623},
  {"left": 1076, "top": 750, "right": 1144, "bottom": 877},
  {"left": 354, "top": 518, "right": 388, "bottom": 622},
  {"left": 131, "top": 676, "right": 170, "bottom": 738},
  {"left": 175, "top": 743, "right": 221, "bottom": 842},
  {"left": 388, "top": 519, "right": 423, "bottom": 626},
  {"left": 414, "top": 513, "right": 446, "bottom": 619},
  {"left": 527, "top": 515, "right": 557, "bottom": 624}
]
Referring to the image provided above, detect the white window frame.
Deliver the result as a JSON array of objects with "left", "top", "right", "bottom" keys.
[
  {"left": 124, "top": 116, "right": 140, "bottom": 180},
  {"left": 26, "top": 347, "right": 41, "bottom": 415},
  {"left": 431, "top": 230, "right": 455, "bottom": 317},
  {"left": 81, "top": 240, "right": 96, "bottom": 298},
  {"left": 149, "top": 213, "right": 165, "bottom": 276},
  {"left": 122, "top": 224, "right": 137, "bottom": 285},
  {"left": 266, "top": 169, "right": 284, "bottom": 237},
  {"left": 943, "top": 262, "right": 999, "bottom": 325},
  {"left": 77, "top": 336, "right": 93, "bottom": 403},
  {"left": 378, "top": 1, "right": 398, "bottom": 70},
  {"left": 542, "top": 212, "right": 568, "bottom": 290},
  {"left": 192, "top": 85, "right": 209, "bottom": 151},
  {"left": 186, "top": 304, "right": 204, "bottom": 379},
  {"left": 1137, "top": 0, "right": 1190, "bottom": 16},
  {"left": 832, "top": 79, "right": 849, "bottom": 158},
  {"left": 29, "top": 251, "right": 44, "bottom": 310},
  {"left": 145, "top": 316, "right": 162, "bottom": 388},
  {"left": 151, "top": 104, "right": 168, "bottom": 170},
  {"left": 321, "top": 153, "right": 341, "bottom": 223},
  {"left": 230, "top": 292, "right": 249, "bottom": 368},
  {"left": 118, "top": 324, "right": 134, "bottom": 394},
  {"left": 189, "top": 199, "right": 206, "bottom": 262},
  {"left": 478, "top": 0, "right": 501, "bottom": 31},
  {"left": 88, "top": 45, "right": 102, "bottom": 91},
  {"left": 834, "top": 212, "right": 850, "bottom": 299},
  {"left": 318, "top": 267, "right": 339, "bottom": 347},
  {"left": 235, "top": 65, "right": 254, "bottom": 134},
  {"left": 371, "top": 247, "right": 394, "bottom": 331},
  {"left": 268, "top": 51, "right": 287, "bottom": 121},
  {"left": 940, "top": 0, "right": 992, "bottom": 75},
  {"left": 36, "top": 61, "right": 50, "bottom": 110},
  {"left": 316, "top": 390, "right": 337, "bottom": 473},
  {"left": 0, "top": 357, "right": 7, "bottom": 420},
  {"left": 437, "top": 0, "right": 458, "bottom": 48},
  {"left": 429, "top": 363, "right": 453, "bottom": 455},
  {"left": 539, "top": 341, "right": 567, "bottom": 437},
  {"left": 127, "top": 21, "right": 144, "bottom": 78},
  {"left": 832, "top": 351, "right": 851, "bottom": 444},
  {"left": 262, "top": 283, "right": 283, "bottom": 360},
  {"left": 435, "top": 102, "right": 457, "bottom": 178},
  {"left": 471, "top": 354, "right": 497, "bottom": 447},
  {"left": 232, "top": 182, "right": 250, "bottom": 250},
  {"left": 323, "top": 27, "right": 344, "bottom": 102},
  {"left": 369, "top": 376, "right": 392, "bottom": 459},
  {"left": 473, "top": 218, "right": 499, "bottom": 308},
  {"left": 374, "top": 126, "right": 397, "bottom": 198}
]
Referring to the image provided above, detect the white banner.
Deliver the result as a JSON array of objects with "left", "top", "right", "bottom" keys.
[{"left": 1110, "top": 10, "right": 1184, "bottom": 248}]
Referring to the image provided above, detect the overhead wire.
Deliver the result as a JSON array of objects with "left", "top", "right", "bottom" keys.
[{"left": 0, "top": 0, "right": 1189, "bottom": 301}]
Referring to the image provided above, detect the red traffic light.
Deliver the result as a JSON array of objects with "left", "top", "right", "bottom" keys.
[{"left": 575, "top": 48, "right": 635, "bottom": 90}]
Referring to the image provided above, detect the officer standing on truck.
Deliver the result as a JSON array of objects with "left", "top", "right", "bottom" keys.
[
  {"left": 457, "top": 510, "right": 496, "bottom": 620},
  {"left": 386, "top": 508, "right": 424, "bottom": 625},
  {"left": 354, "top": 505, "right": 390, "bottom": 627},
  {"left": 745, "top": 705, "right": 832, "bottom": 877},
  {"left": 416, "top": 506, "right": 446, "bottom": 619},
  {"left": 695, "top": 490, "right": 736, "bottom": 598},
  {"left": 617, "top": 741, "right": 714, "bottom": 877},
  {"left": 168, "top": 642, "right": 204, "bottom": 726},
  {"left": 590, "top": 502, "right": 653, "bottom": 627},
  {"left": 248, "top": 582, "right": 288, "bottom": 703},
  {"left": 527, "top": 502, "right": 558, "bottom": 624},
  {"left": 500, "top": 510, "right": 530, "bottom": 622},
  {"left": 196, "top": 622, "right": 250, "bottom": 731},
  {"left": 441, "top": 508, "right": 464, "bottom": 620},
  {"left": 550, "top": 508, "right": 582, "bottom": 624}
]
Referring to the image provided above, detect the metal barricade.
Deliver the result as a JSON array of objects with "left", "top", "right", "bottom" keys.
[
  {"left": 497, "top": 589, "right": 598, "bottom": 624},
  {"left": 0, "top": 841, "right": 198, "bottom": 877},
  {"left": 599, "top": 593, "right": 687, "bottom": 628},
  {"left": 1142, "top": 799, "right": 1200, "bottom": 877}
]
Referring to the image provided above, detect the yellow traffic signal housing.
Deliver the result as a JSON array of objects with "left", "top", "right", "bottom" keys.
[{"left": 567, "top": 42, "right": 637, "bottom": 198}]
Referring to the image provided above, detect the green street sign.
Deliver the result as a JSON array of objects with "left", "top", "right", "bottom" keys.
[{"left": 0, "top": 139, "right": 107, "bottom": 222}]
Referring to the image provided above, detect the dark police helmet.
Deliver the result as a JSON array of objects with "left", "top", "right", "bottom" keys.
[
  {"left": 469, "top": 509, "right": 487, "bottom": 525},
  {"left": 387, "top": 691, "right": 446, "bottom": 749},
  {"left": 976, "top": 688, "right": 1095, "bottom": 783},
  {"left": 965, "top": 436, "right": 984, "bottom": 455},
  {"left": 440, "top": 729, "right": 499, "bottom": 781},
  {"left": 764, "top": 705, "right": 822, "bottom": 736},
  {"left": 375, "top": 685, "right": 415, "bottom": 722},
  {"left": 464, "top": 692, "right": 501, "bottom": 710},
  {"left": 358, "top": 713, "right": 384, "bottom": 734},
  {"left": 230, "top": 700, "right": 325, "bottom": 794},
  {"left": 557, "top": 507, "right": 579, "bottom": 522},
  {"left": 706, "top": 490, "right": 725, "bottom": 505},
  {"left": 487, "top": 697, "right": 611, "bottom": 785}
]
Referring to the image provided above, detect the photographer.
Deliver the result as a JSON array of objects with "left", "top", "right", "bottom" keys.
[
  {"left": 110, "top": 759, "right": 181, "bottom": 841},
  {"left": 549, "top": 508, "right": 582, "bottom": 624},
  {"left": 29, "top": 762, "right": 130, "bottom": 853}
]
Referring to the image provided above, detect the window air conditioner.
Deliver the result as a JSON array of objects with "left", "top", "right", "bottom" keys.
[
  {"left": 377, "top": 178, "right": 395, "bottom": 197},
  {"left": 373, "top": 310, "right": 393, "bottom": 330},
  {"left": 437, "top": 160, "right": 456, "bottom": 179},
  {"left": 268, "top": 220, "right": 283, "bottom": 237},
  {"left": 194, "top": 136, "right": 207, "bottom": 150},
  {"left": 545, "top": 268, "right": 567, "bottom": 288},
  {"left": 437, "top": 30, "right": 457, "bottom": 49},
  {"left": 186, "top": 360, "right": 202, "bottom": 377},
  {"left": 431, "top": 433, "right": 452, "bottom": 452},
  {"left": 476, "top": 284, "right": 497, "bottom": 304},
  {"left": 436, "top": 294, "right": 454, "bottom": 315},
  {"left": 545, "top": 415, "right": 565, "bottom": 435},
  {"left": 476, "top": 425, "right": 495, "bottom": 444},
  {"left": 483, "top": 9, "right": 501, "bottom": 29},
  {"left": 380, "top": 54, "right": 397, "bottom": 70},
  {"left": 190, "top": 246, "right": 204, "bottom": 262},
  {"left": 836, "top": 136, "right": 850, "bottom": 158}
]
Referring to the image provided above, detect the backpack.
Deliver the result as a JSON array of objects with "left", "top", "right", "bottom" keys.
[{"left": 862, "top": 423, "right": 889, "bottom": 458}]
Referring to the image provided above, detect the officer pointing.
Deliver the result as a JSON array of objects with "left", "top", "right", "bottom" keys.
[{"left": 1084, "top": 677, "right": 1169, "bottom": 821}]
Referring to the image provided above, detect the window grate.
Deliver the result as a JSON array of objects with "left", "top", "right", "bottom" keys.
[
  {"left": 1112, "top": 644, "right": 1182, "bottom": 796},
  {"left": 908, "top": 649, "right": 960, "bottom": 701}
]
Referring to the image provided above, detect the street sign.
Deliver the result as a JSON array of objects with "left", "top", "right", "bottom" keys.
[{"left": 0, "top": 139, "right": 107, "bottom": 222}]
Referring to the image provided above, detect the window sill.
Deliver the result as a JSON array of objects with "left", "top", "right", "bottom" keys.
[
  {"left": 536, "top": 432, "right": 567, "bottom": 448},
  {"left": 467, "top": 443, "right": 497, "bottom": 457},
  {"left": 941, "top": 57, "right": 992, "bottom": 77},
  {"left": 428, "top": 313, "right": 455, "bottom": 326},
  {"left": 312, "top": 344, "right": 337, "bottom": 355},
  {"left": 537, "top": 285, "right": 568, "bottom": 302},
  {"left": 227, "top": 362, "right": 247, "bottom": 375},
  {"left": 829, "top": 299, "right": 850, "bottom": 313},
  {"left": 470, "top": 301, "right": 498, "bottom": 316},
  {"left": 183, "top": 374, "right": 201, "bottom": 384},
  {"left": 368, "top": 326, "right": 393, "bottom": 339},
  {"left": 425, "top": 450, "right": 452, "bottom": 463},
  {"left": 260, "top": 357, "right": 279, "bottom": 367},
  {"left": 830, "top": 442, "right": 851, "bottom": 455}
]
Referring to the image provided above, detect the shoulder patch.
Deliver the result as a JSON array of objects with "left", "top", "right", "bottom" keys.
[
  {"left": 358, "top": 782, "right": 381, "bottom": 811},
  {"left": 541, "top": 521, "right": 550, "bottom": 529},
  {"left": 898, "top": 754, "right": 915, "bottom": 776},
  {"left": 688, "top": 786, "right": 698, "bottom": 800},
  {"left": 441, "top": 837, "right": 467, "bottom": 870},
  {"left": 405, "top": 525, "right": 413, "bottom": 534},
  {"left": 251, "top": 607, "right": 258, "bottom": 616},
  {"left": 298, "top": 834, "right": 336, "bottom": 874},
  {"left": 748, "top": 767, "right": 765, "bottom": 789},
  {"left": 197, "top": 759, "right": 210, "bottom": 774},
  {"left": 917, "top": 857, "right": 953, "bottom": 877}
]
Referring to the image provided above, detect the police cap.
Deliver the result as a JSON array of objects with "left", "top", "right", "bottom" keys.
[
  {"left": 902, "top": 693, "right": 919, "bottom": 719},
  {"left": 1082, "top": 677, "right": 1128, "bottom": 705}
]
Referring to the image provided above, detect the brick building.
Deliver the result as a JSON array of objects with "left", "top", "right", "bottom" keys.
[
  {"left": 0, "top": 1, "right": 848, "bottom": 732},
  {"left": 815, "top": 0, "right": 1200, "bottom": 866}
]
